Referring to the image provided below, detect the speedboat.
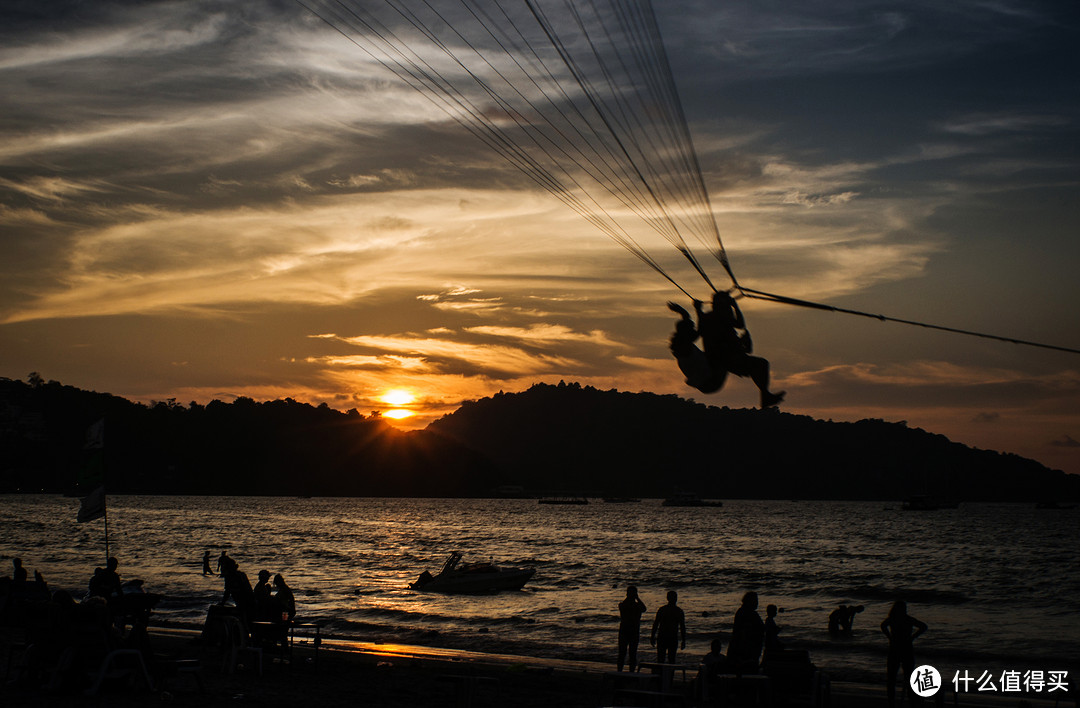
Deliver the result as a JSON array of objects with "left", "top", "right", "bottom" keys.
[{"left": 409, "top": 552, "right": 535, "bottom": 593}]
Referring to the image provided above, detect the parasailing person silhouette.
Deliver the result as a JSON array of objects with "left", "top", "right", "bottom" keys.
[{"left": 297, "top": 0, "right": 1080, "bottom": 404}]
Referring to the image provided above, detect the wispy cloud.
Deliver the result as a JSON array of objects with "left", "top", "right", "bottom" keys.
[
  {"left": 317, "top": 330, "right": 583, "bottom": 377},
  {"left": 939, "top": 113, "right": 1071, "bottom": 136},
  {"left": 464, "top": 324, "right": 624, "bottom": 348},
  {"left": 784, "top": 361, "right": 1080, "bottom": 390}
]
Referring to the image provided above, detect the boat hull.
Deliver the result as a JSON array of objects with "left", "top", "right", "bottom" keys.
[{"left": 411, "top": 567, "right": 536, "bottom": 594}]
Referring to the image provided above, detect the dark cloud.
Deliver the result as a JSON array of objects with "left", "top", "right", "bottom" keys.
[
  {"left": 972, "top": 411, "right": 1000, "bottom": 423},
  {"left": 1049, "top": 434, "right": 1080, "bottom": 448}
]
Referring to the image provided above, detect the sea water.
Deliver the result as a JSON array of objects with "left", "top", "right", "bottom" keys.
[{"left": 2, "top": 495, "right": 1077, "bottom": 684}]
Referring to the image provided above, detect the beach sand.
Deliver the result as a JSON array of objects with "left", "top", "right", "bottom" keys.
[{"left": 2, "top": 625, "right": 1069, "bottom": 708}]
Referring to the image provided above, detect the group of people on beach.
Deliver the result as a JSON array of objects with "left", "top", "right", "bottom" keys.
[
  {"left": 0, "top": 557, "right": 51, "bottom": 621},
  {"left": 202, "top": 550, "right": 296, "bottom": 632},
  {"left": 1, "top": 555, "right": 163, "bottom": 692},
  {"left": 2, "top": 549, "right": 304, "bottom": 694},
  {"left": 616, "top": 585, "right": 928, "bottom": 707},
  {"left": 618, "top": 589, "right": 784, "bottom": 675}
]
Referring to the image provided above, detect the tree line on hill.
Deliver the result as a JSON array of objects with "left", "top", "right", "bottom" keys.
[
  {"left": 0, "top": 375, "right": 497, "bottom": 497},
  {"left": 1, "top": 376, "right": 1077, "bottom": 501}
]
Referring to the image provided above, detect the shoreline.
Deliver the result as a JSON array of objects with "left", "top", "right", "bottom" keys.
[
  {"left": 150, "top": 626, "right": 1080, "bottom": 707},
  {"left": 3, "top": 623, "right": 1071, "bottom": 707}
]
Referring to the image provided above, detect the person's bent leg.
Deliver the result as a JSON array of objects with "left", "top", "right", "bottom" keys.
[{"left": 747, "top": 356, "right": 784, "bottom": 407}]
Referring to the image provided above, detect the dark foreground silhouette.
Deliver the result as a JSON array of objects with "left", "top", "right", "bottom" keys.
[
  {"left": 650, "top": 590, "right": 687, "bottom": 664},
  {"left": 880, "top": 600, "right": 928, "bottom": 707},
  {"left": 617, "top": 584, "right": 646, "bottom": 672}
]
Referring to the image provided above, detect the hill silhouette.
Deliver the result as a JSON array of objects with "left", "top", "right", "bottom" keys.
[
  {"left": 0, "top": 376, "right": 498, "bottom": 497},
  {"left": 2, "top": 376, "right": 1076, "bottom": 501},
  {"left": 428, "top": 382, "right": 1079, "bottom": 502}
]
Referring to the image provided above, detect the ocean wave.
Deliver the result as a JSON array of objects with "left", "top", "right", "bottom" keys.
[{"left": 846, "top": 585, "right": 971, "bottom": 605}]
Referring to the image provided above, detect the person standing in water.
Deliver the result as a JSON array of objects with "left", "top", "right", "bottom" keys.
[
  {"left": 880, "top": 600, "right": 928, "bottom": 708},
  {"left": 727, "top": 591, "right": 765, "bottom": 672},
  {"left": 617, "top": 585, "right": 647, "bottom": 672}
]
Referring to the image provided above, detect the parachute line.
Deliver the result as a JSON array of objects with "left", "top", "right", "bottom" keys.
[{"left": 299, "top": 0, "right": 726, "bottom": 298}]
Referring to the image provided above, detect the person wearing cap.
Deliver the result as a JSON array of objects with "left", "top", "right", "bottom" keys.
[{"left": 253, "top": 569, "right": 274, "bottom": 621}]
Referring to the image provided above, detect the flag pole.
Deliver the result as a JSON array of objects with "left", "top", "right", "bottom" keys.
[
  {"left": 104, "top": 499, "right": 110, "bottom": 564},
  {"left": 77, "top": 418, "right": 109, "bottom": 556}
]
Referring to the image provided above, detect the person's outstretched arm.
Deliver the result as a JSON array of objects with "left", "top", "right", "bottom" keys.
[
  {"left": 667, "top": 301, "right": 691, "bottom": 322},
  {"left": 731, "top": 299, "right": 746, "bottom": 329}
]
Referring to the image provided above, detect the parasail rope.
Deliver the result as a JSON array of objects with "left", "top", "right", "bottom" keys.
[
  {"left": 737, "top": 286, "right": 1080, "bottom": 355},
  {"left": 303, "top": 0, "right": 722, "bottom": 298}
]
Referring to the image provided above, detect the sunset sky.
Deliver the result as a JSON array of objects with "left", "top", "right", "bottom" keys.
[{"left": 2, "top": 0, "right": 1078, "bottom": 475}]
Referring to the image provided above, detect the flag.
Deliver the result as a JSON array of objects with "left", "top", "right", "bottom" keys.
[
  {"left": 77, "top": 418, "right": 106, "bottom": 523},
  {"left": 78, "top": 484, "right": 106, "bottom": 523}
]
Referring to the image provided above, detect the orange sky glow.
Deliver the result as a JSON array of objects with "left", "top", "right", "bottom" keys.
[{"left": 1, "top": 0, "right": 1078, "bottom": 475}]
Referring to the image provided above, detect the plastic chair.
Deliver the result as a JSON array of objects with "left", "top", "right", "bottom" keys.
[
  {"left": 84, "top": 649, "right": 155, "bottom": 696},
  {"left": 220, "top": 615, "right": 263, "bottom": 676}
]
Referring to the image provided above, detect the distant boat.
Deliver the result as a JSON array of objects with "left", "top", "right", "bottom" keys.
[
  {"left": 662, "top": 492, "right": 722, "bottom": 507},
  {"left": 409, "top": 552, "right": 535, "bottom": 594},
  {"left": 1035, "top": 501, "right": 1078, "bottom": 510},
  {"left": 901, "top": 495, "right": 959, "bottom": 511},
  {"left": 538, "top": 495, "right": 588, "bottom": 505}
]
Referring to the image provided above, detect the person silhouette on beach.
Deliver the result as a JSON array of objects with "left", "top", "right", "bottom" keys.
[
  {"left": 727, "top": 591, "right": 765, "bottom": 672},
  {"left": 696, "top": 637, "right": 729, "bottom": 700},
  {"left": 12, "top": 557, "right": 27, "bottom": 583},
  {"left": 764, "top": 604, "right": 784, "bottom": 660},
  {"left": 202, "top": 551, "right": 213, "bottom": 576},
  {"left": 693, "top": 291, "right": 785, "bottom": 409},
  {"left": 880, "top": 600, "right": 927, "bottom": 707},
  {"left": 253, "top": 569, "right": 274, "bottom": 621},
  {"left": 221, "top": 557, "right": 254, "bottom": 622},
  {"left": 701, "top": 637, "right": 727, "bottom": 677},
  {"left": 88, "top": 557, "right": 122, "bottom": 599},
  {"left": 650, "top": 590, "right": 686, "bottom": 663},
  {"left": 617, "top": 585, "right": 647, "bottom": 672},
  {"left": 274, "top": 574, "right": 296, "bottom": 622},
  {"left": 828, "top": 604, "right": 864, "bottom": 636},
  {"left": 216, "top": 551, "right": 229, "bottom": 576}
]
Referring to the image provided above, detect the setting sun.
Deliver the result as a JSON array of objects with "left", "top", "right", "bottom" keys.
[
  {"left": 381, "top": 390, "right": 415, "bottom": 406},
  {"left": 383, "top": 409, "right": 415, "bottom": 420}
]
